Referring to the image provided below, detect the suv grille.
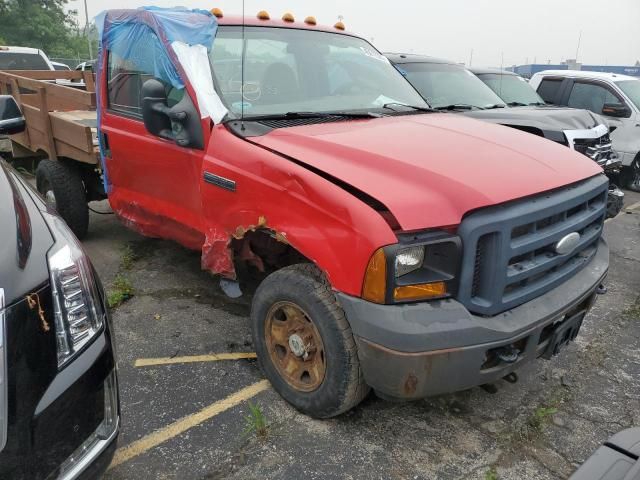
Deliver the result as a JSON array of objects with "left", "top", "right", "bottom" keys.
[
  {"left": 457, "top": 176, "right": 608, "bottom": 316},
  {"left": 573, "top": 134, "right": 616, "bottom": 165}
]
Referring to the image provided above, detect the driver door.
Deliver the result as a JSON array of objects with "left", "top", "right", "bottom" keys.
[{"left": 100, "top": 47, "right": 206, "bottom": 248}]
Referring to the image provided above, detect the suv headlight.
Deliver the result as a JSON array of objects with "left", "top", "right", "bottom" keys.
[
  {"left": 362, "top": 231, "right": 461, "bottom": 304},
  {"left": 45, "top": 213, "right": 103, "bottom": 368}
]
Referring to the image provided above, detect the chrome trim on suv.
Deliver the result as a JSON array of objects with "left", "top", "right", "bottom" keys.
[{"left": 0, "top": 288, "right": 7, "bottom": 452}]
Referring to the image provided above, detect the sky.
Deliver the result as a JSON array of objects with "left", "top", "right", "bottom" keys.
[{"left": 69, "top": 0, "right": 640, "bottom": 67}]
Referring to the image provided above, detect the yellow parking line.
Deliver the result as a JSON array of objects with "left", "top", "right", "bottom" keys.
[
  {"left": 134, "top": 352, "right": 257, "bottom": 367},
  {"left": 109, "top": 379, "right": 270, "bottom": 469}
]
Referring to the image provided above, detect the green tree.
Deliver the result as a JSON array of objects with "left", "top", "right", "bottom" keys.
[{"left": 0, "top": 0, "right": 93, "bottom": 59}]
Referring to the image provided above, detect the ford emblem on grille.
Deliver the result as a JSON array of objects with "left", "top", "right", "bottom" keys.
[{"left": 554, "top": 232, "right": 581, "bottom": 255}]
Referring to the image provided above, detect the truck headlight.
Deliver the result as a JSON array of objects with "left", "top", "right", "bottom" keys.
[
  {"left": 395, "top": 246, "right": 425, "bottom": 277},
  {"left": 45, "top": 213, "right": 103, "bottom": 368},
  {"left": 362, "top": 231, "right": 461, "bottom": 304}
]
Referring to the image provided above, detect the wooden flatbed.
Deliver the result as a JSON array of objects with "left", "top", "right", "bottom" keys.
[{"left": 0, "top": 69, "right": 99, "bottom": 165}]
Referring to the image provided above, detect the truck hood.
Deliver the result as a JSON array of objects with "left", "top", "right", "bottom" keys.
[
  {"left": 462, "top": 105, "right": 607, "bottom": 134},
  {"left": 250, "top": 114, "right": 603, "bottom": 231}
]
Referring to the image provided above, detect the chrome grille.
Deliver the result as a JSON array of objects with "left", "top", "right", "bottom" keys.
[
  {"left": 573, "top": 133, "right": 616, "bottom": 164},
  {"left": 457, "top": 176, "right": 608, "bottom": 316}
]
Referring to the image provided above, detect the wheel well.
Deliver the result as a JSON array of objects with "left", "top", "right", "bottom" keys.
[{"left": 231, "top": 228, "right": 311, "bottom": 274}]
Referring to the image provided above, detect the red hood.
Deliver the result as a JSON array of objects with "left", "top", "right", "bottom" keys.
[{"left": 251, "top": 114, "right": 602, "bottom": 231}]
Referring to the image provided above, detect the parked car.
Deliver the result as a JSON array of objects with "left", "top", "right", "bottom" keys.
[
  {"left": 570, "top": 428, "right": 640, "bottom": 479},
  {"left": 51, "top": 61, "right": 72, "bottom": 71},
  {"left": 530, "top": 70, "right": 640, "bottom": 192},
  {"left": 15, "top": 8, "right": 611, "bottom": 418},
  {"left": 386, "top": 54, "right": 624, "bottom": 217},
  {"left": 0, "top": 46, "right": 54, "bottom": 71},
  {"left": 0, "top": 95, "right": 119, "bottom": 479}
]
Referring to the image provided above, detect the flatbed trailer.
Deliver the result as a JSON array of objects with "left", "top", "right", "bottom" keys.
[{"left": 0, "top": 69, "right": 106, "bottom": 238}]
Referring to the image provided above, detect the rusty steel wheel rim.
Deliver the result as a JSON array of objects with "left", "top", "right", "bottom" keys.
[{"left": 264, "top": 301, "right": 326, "bottom": 392}]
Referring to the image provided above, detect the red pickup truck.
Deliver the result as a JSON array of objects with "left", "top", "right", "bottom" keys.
[{"left": 13, "top": 7, "right": 609, "bottom": 418}]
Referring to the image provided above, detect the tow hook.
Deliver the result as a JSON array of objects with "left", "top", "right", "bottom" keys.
[
  {"left": 496, "top": 347, "right": 519, "bottom": 364},
  {"left": 596, "top": 283, "right": 608, "bottom": 295},
  {"left": 503, "top": 372, "right": 518, "bottom": 384}
]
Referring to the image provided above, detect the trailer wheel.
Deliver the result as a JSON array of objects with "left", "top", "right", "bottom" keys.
[
  {"left": 36, "top": 160, "right": 89, "bottom": 239},
  {"left": 251, "top": 264, "right": 369, "bottom": 418}
]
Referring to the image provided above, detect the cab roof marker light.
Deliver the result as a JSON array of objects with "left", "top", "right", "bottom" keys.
[
  {"left": 334, "top": 21, "right": 345, "bottom": 30},
  {"left": 282, "top": 12, "right": 294, "bottom": 22},
  {"left": 211, "top": 7, "right": 223, "bottom": 18},
  {"left": 304, "top": 16, "right": 317, "bottom": 25},
  {"left": 257, "top": 10, "right": 270, "bottom": 20}
]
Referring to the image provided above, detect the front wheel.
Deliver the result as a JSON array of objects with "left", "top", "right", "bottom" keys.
[
  {"left": 251, "top": 264, "right": 369, "bottom": 418},
  {"left": 620, "top": 156, "right": 640, "bottom": 192}
]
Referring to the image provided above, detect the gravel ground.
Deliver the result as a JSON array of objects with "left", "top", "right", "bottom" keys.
[{"left": 79, "top": 191, "right": 640, "bottom": 480}]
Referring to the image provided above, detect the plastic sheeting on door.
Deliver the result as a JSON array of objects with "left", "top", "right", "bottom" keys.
[{"left": 95, "top": 7, "right": 228, "bottom": 191}]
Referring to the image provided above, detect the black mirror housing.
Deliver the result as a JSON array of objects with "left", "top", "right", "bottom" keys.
[
  {"left": 602, "top": 103, "right": 631, "bottom": 118},
  {"left": 141, "top": 79, "right": 173, "bottom": 140},
  {"left": 141, "top": 79, "right": 204, "bottom": 150},
  {"left": 0, "top": 95, "right": 26, "bottom": 135}
]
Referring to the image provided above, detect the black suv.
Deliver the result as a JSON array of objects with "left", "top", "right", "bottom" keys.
[
  {"left": 386, "top": 54, "right": 624, "bottom": 217},
  {"left": 0, "top": 96, "right": 119, "bottom": 479}
]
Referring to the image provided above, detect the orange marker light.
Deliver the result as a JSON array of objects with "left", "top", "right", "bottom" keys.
[
  {"left": 257, "top": 10, "right": 270, "bottom": 20},
  {"left": 304, "top": 16, "right": 317, "bottom": 25},
  {"left": 210, "top": 7, "right": 223, "bottom": 18},
  {"left": 394, "top": 282, "right": 447, "bottom": 302},
  {"left": 282, "top": 12, "right": 295, "bottom": 22},
  {"left": 334, "top": 21, "right": 345, "bottom": 30},
  {"left": 362, "top": 249, "right": 387, "bottom": 304}
]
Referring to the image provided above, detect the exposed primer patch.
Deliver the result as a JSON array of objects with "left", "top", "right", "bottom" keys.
[
  {"left": 26, "top": 293, "right": 50, "bottom": 332},
  {"left": 232, "top": 215, "right": 268, "bottom": 240}
]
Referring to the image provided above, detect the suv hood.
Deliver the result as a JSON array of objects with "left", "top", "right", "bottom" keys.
[
  {"left": 0, "top": 161, "right": 53, "bottom": 306},
  {"left": 250, "top": 114, "right": 602, "bottom": 231},
  {"left": 462, "top": 105, "right": 607, "bottom": 134}
]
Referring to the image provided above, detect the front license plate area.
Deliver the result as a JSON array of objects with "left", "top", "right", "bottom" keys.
[{"left": 542, "top": 311, "right": 586, "bottom": 360}]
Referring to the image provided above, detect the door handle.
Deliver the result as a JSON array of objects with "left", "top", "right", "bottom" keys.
[{"left": 99, "top": 131, "right": 112, "bottom": 158}]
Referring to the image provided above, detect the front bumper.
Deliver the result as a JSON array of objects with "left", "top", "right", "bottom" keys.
[{"left": 338, "top": 238, "right": 609, "bottom": 400}]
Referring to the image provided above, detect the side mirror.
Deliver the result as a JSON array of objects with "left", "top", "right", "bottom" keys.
[
  {"left": 141, "top": 79, "right": 173, "bottom": 141},
  {"left": 0, "top": 95, "right": 26, "bottom": 135},
  {"left": 141, "top": 79, "right": 203, "bottom": 149},
  {"left": 602, "top": 103, "right": 631, "bottom": 118}
]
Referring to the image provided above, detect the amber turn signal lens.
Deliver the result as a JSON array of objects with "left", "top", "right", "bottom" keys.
[
  {"left": 282, "top": 12, "right": 295, "bottom": 22},
  {"left": 304, "top": 16, "right": 317, "bottom": 25},
  {"left": 257, "top": 10, "right": 270, "bottom": 20},
  {"left": 362, "top": 248, "right": 387, "bottom": 304},
  {"left": 210, "top": 7, "right": 223, "bottom": 18},
  {"left": 334, "top": 21, "right": 345, "bottom": 30},
  {"left": 394, "top": 282, "right": 447, "bottom": 302}
]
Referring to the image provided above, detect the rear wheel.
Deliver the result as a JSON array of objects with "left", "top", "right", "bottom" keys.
[
  {"left": 620, "top": 156, "right": 640, "bottom": 192},
  {"left": 251, "top": 264, "right": 369, "bottom": 418},
  {"left": 36, "top": 159, "right": 89, "bottom": 239}
]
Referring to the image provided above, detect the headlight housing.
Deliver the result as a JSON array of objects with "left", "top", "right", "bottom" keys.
[
  {"left": 362, "top": 231, "right": 461, "bottom": 304},
  {"left": 45, "top": 212, "right": 104, "bottom": 368}
]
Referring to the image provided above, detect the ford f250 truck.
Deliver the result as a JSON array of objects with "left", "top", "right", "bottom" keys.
[{"left": 5, "top": 7, "right": 610, "bottom": 418}]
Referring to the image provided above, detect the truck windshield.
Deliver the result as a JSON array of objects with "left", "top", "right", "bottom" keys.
[
  {"left": 0, "top": 52, "right": 49, "bottom": 70},
  {"left": 209, "top": 26, "right": 428, "bottom": 118},
  {"left": 476, "top": 73, "right": 545, "bottom": 106},
  {"left": 396, "top": 62, "right": 506, "bottom": 109},
  {"left": 617, "top": 80, "right": 640, "bottom": 110}
]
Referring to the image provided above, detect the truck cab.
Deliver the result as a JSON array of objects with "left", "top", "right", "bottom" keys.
[{"left": 96, "top": 7, "right": 609, "bottom": 418}]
